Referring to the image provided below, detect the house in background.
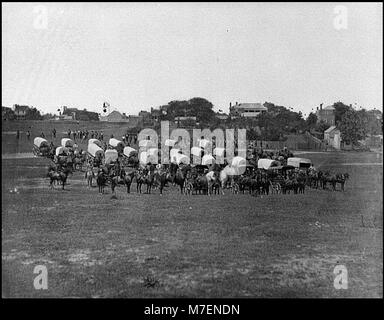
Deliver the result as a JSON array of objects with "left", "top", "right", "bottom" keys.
[
  {"left": 324, "top": 126, "right": 341, "bottom": 150},
  {"left": 316, "top": 104, "right": 335, "bottom": 126},
  {"left": 100, "top": 110, "right": 128, "bottom": 122},
  {"left": 229, "top": 102, "right": 267, "bottom": 118},
  {"left": 13, "top": 104, "right": 29, "bottom": 120}
]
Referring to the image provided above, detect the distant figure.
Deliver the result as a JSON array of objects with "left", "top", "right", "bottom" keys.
[
  {"left": 41, "top": 132, "right": 45, "bottom": 138},
  {"left": 52, "top": 128, "right": 56, "bottom": 138},
  {"left": 26, "top": 130, "right": 31, "bottom": 140},
  {"left": 16, "top": 130, "right": 20, "bottom": 140},
  {"left": 100, "top": 131, "right": 104, "bottom": 141},
  {"left": 111, "top": 134, "right": 114, "bottom": 139}
]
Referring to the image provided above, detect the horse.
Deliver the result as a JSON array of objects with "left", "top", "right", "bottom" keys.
[
  {"left": 155, "top": 168, "right": 173, "bottom": 195},
  {"left": 135, "top": 169, "right": 146, "bottom": 193},
  {"left": 47, "top": 167, "right": 70, "bottom": 190},
  {"left": 325, "top": 172, "right": 349, "bottom": 191},
  {"left": 120, "top": 169, "right": 135, "bottom": 193},
  {"left": 109, "top": 169, "right": 119, "bottom": 194},
  {"left": 219, "top": 165, "right": 238, "bottom": 195},
  {"left": 194, "top": 174, "right": 208, "bottom": 195},
  {"left": 143, "top": 169, "right": 155, "bottom": 194},
  {"left": 170, "top": 164, "right": 190, "bottom": 194},
  {"left": 281, "top": 178, "right": 299, "bottom": 194},
  {"left": 96, "top": 170, "right": 107, "bottom": 194},
  {"left": 205, "top": 171, "right": 217, "bottom": 196}
]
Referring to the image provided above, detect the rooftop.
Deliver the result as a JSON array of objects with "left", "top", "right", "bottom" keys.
[
  {"left": 233, "top": 103, "right": 267, "bottom": 111},
  {"left": 324, "top": 126, "right": 339, "bottom": 133}
]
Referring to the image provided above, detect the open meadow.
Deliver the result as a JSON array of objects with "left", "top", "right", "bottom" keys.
[{"left": 2, "top": 143, "right": 382, "bottom": 297}]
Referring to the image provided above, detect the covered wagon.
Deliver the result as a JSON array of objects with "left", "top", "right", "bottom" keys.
[
  {"left": 198, "top": 138, "right": 211, "bottom": 149},
  {"left": 61, "top": 138, "right": 74, "bottom": 148},
  {"left": 139, "top": 151, "right": 157, "bottom": 165},
  {"left": 213, "top": 147, "right": 225, "bottom": 157},
  {"left": 105, "top": 149, "right": 119, "bottom": 165},
  {"left": 55, "top": 146, "right": 68, "bottom": 157},
  {"left": 122, "top": 146, "right": 138, "bottom": 167},
  {"left": 33, "top": 137, "right": 50, "bottom": 156},
  {"left": 201, "top": 154, "right": 215, "bottom": 166},
  {"left": 172, "top": 153, "right": 190, "bottom": 165},
  {"left": 287, "top": 157, "right": 312, "bottom": 169},
  {"left": 123, "top": 146, "right": 137, "bottom": 158},
  {"left": 88, "top": 138, "right": 103, "bottom": 148},
  {"left": 191, "top": 146, "right": 203, "bottom": 157},
  {"left": 257, "top": 159, "right": 281, "bottom": 170},
  {"left": 164, "top": 139, "right": 176, "bottom": 147},
  {"left": 108, "top": 138, "right": 124, "bottom": 153},
  {"left": 170, "top": 148, "right": 181, "bottom": 160},
  {"left": 87, "top": 143, "right": 104, "bottom": 167},
  {"left": 231, "top": 156, "right": 247, "bottom": 174}
]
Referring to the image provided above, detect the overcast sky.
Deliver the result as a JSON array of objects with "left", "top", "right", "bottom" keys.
[{"left": 2, "top": 2, "right": 382, "bottom": 116}]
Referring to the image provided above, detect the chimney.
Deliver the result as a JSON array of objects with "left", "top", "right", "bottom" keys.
[
  {"left": 236, "top": 101, "right": 238, "bottom": 106},
  {"left": 316, "top": 107, "right": 319, "bottom": 111},
  {"left": 320, "top": 103, "right": 323, "bottom": 110}
]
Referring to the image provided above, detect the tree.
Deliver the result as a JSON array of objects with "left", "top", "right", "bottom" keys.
[
  {"left": 316, "top": 120, "right": 330, "bottom": 133},
  {"left": 333, "top": 101, "right": 352, "bottom": 124},
  {"left": 338, "top": 109, "right": 367, "bottom": 145},
  {"left": 305, "top": 112, "right": 318, "bottom": 130},
  {"left": 26, "top": 107, "right": 43, "bottom": 120}
]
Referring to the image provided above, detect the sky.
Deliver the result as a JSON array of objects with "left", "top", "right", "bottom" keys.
[{"left": 2, "top": 2, "right": 383, "bottom": 117}]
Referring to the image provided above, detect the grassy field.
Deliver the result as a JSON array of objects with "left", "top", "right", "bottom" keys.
[{"left": 2, "top": 148, "right": 382, "bottom": 298}]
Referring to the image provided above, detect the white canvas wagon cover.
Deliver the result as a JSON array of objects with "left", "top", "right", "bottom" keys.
[
  {"left": 109, "top": 138, "right": 124, "bottom": 148},
  {"left": 123, "top": 146, "right": 137, "bottom": 157},
  {"left": 61, "top": 138, "right": 74, "bottom": 148},
  {"left": 164, "top": 139, "right": 176, "bottom": 147},
  {"left": 287, "top": 157, "right": 312, "bottom": 168},
  {"left": 198, "top": 139, "right": 211, "bottom": 149},
  {"left": 171, "top": 153, "right": 190, "bottom": 165},
  {"left": 258, "top": 159, "right": 280, "bottom": 170},
  {"left": 147, "top": 148, "right": 159, "bottom": 157},
  {"left": 87, "top": 143, "right": 104, "bottom": 158},
  {"left": 105, "top": 149, "right": 118, "bottom": 164},
  {"left": 213, "top": 147, "right": 225, "bottom": 157},
  {"left": 139, "top": 151, "right": 157, "bottom": 165},
  {"left": 88, "top": 138, "right": 102, "bottom": 148},
  {"left": 34, "top": 137, "right": 48, "bottom": 148},
  {"left": 201, "top": 154, "right": 215, "bottom": 166},
  {"left": 170, "top": 148, "right": 181, "bottom": 160},
  {"left": 231, "top": 156, "right": 246, "bottom": 168},
  {"left": 55, "top": 146, "right": 68, "bottom": 156},
  {"left": 191, "top": 146, "right": 203, "bottom": 157}
]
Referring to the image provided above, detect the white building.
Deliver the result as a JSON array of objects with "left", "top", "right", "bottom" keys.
[
  {"left": 324, "top": 126, "right": 341, "bottom": 150},
  {"left": 229, "top": 102, "right": 267, "bottom": 118}
]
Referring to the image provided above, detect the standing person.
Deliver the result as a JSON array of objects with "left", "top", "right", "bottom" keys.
[
  {"left": 26, "top": 130, "right": 31, "bottom": 140},
  {"left": 16, "top": 130, "right": 20, "bottom": 140},
  {"left": 53, "top": 128, "right": 56, "bottom": 138},
  {"left": 100, "top": 131, "right": 103, "bottom": 141},
  {"left": 73, "top": 131, "right": 77, "bottom": 141},
  {"left": 41, "top": 131, "right": 45, "bottom": 138},
  {"left": 68, "top": 129, "right": 71, "bottom": 138}
]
